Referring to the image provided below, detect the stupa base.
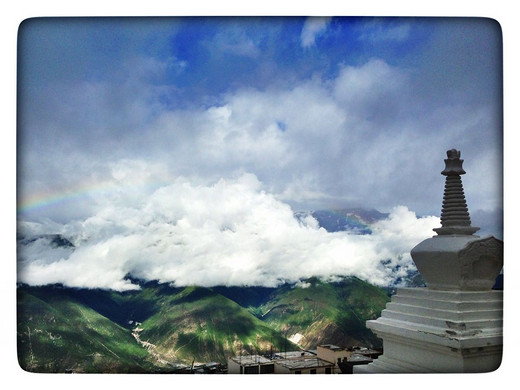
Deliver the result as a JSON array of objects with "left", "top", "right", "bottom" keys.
[{"left": 354, "top": 288, "right": 503, "bottom": 373}]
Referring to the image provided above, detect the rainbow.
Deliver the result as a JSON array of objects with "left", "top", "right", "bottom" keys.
[
  {"left": 17, "top": 179, "right": 170, "bottom": 216},
  {"left": 18, "top": 186, "right": 107, "bottom": 215}
]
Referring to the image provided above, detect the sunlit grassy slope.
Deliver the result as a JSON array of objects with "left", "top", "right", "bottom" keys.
[
  {"left": 138, "top": 286, "right": 295, "bottom": 363},
  {"left": 17, "top": 287, "right": 155, "bottom": 373},
  {"left": 258, "top": 276, "right": 390, "bottom": 349}
]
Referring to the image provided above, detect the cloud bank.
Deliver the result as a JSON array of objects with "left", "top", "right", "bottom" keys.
[
  {"left": 18, "top": 18, "right": 502, "bottom": 226},
  {"left": 18, "top": 171, "right": 439, "bottom": 291},
  {"left": 18, "top": 55, "right": 502, "bottom": 226}
]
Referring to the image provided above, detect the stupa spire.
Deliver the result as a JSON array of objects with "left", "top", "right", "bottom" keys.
[{"left": 433, "top": 149, "right": 480, "bottom": 235}]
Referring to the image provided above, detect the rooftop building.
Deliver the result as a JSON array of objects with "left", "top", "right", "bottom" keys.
[
  {"left": 228, "top": 355, "right": 275, "bottom": 374},
  {"left": 273, "top": 350, "right": 317, "bottom": 359},
  {"left": 316, "top": 344, "right": 352, "bottom": 373},
  {"left": 274, "top": 355, "right": 334, "bottom": 374},
  {"left": 338, "top": 353, "right": 374, "bottom": 374},
  {"left": 228, "top": 344, "right": 372, "bottom": 374},
  {"left": 227, "top": 344, "right": 378, "bottom": 374}
]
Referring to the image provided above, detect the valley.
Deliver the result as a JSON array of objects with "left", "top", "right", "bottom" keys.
[{"left": 17, "top": 276, "right": 390, "bottom": 373}]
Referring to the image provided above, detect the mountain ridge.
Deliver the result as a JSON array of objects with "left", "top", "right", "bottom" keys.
[
  {"left": 17, "top": 276, "right": 390, "bottom": 372},
  {"left": 294, "top": 208, "right": 389, "bottom": 234}
]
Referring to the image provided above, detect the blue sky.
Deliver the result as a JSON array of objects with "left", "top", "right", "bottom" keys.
[
  {"left": 20, "top": 17, "right": 434, "bottom": 108},
  {"left": 16, "top": 17, "right": 504, "bottom": 289}
]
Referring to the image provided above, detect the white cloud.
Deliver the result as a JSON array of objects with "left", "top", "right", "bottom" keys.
[
  {"left": 18, "top": 55, "right": 501, "bottom": 226},
  {"left": 357, "top": 20, "right": 411, "bottom": 42},
  {"left": 18, "top": 170, "right": 440, "bottom": 291},
  {"left": 300, "top": 17, "right": 332, "bottom": 48},
  {"left": 333, "top": 59, "right": 409, "bottom": 113},
  {"left": 211, "top": 33, "right": 261, "bottom": 58}
]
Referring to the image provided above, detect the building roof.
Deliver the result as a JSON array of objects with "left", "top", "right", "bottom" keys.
[
  {"left": 318, "top": 344, "right": 344, "bottom": 351},
  {"left": 348, "top": 353, "right": 373, "bottom": 362},
  {"left": 229, "top": 355, "right": 272, "bottom": 366},
  {"left": 348, "top": 347, "right": 381, "bottom": 356},
  {"left": 274, "top": 350, "right": 316, "bottom": 359},
  {"left": 274, "top": 357, "right": 334, "bottom": 370}
]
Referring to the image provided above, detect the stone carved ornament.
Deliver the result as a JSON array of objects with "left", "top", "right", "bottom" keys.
[{"left": 458, "top": 236, "right": 503, "bottom": 289}]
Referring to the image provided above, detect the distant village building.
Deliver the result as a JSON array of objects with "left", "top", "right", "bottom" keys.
[
  {"left": 227, "top": 355, "right": 275, "bottom": 374},
  {"left": 273, "top": 350, "right": 316, "bottom": 359},
  {"left": 273, "top": 355, "right": 334, "bottom": 374},
  {"left": 316, "top": 344, "right": 382, "bottom": 374},
  {"left": 227, "top": 344, "right": 380, "bottom": 374},
  {"left": 337, "top": 347, "right": 383, "bottom": 374},
  {"left": 316, "top": 344, "right": 350, "bottom": 367}
]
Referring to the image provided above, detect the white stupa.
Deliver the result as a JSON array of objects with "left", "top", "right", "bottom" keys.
[{"left": 355, "top": 149, "right": 503, "bottom": 373}]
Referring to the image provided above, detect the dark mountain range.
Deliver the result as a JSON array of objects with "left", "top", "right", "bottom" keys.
[
  {"left": 17, "top": 277, "right": 390, "bottom": 373},
  {"left": 17, "top": 233, "right": 75, "bottom": 249}
]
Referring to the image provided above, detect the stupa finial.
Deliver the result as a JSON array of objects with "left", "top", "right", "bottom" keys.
[
  {"left": 433, "top": 149, "right": 480, "bottom": 235},
  {"left": 441, "top": 148, "right": 466, "bottom": 175}
]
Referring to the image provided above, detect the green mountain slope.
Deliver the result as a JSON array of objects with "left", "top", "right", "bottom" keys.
[
  {"left": 258, "top": 277, "right": 390, "bottom": 349},
  {"left": 17, "top": 287, "right": 157, "bottom": 373},
  {"left": 137, "top": 286, "right": 295, "bottom": 364},
  {"left": 17, "top": 277, "right": 389, "bottom": 372}
]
